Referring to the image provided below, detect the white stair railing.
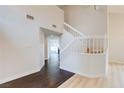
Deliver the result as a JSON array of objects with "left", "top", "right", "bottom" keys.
[
  {"left": 60, "top": 22, "right": 108, "bottom": 78},
  {"left": 61, "top": 22, "right": 86, "bottom": 53},
  {"left": 61, "top": 22, "right": 107, "bottom": 56},
  {"left": 61, "top": 37, "right": 107, "bottom": 57},
  {"left": 64, "top": 22, "right": 86, "bottom": 38}
]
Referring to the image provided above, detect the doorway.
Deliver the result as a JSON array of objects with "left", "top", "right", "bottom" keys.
[
  {"left": 42, "top": 28, "right": 61, "bottom": 67},
  {"left": 48, "top": 35, "right": 60, "bottom": 64}
]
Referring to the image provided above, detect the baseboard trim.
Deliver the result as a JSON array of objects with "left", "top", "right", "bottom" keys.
[
  {"left": 76, "top": 72, "right": 105, "bottom": 78},
  {"left": 60, "top": 66, "right": 105, "bottom": 78},
  {"left": 109, "top": 60, "right": 124, "bottom": 65},
  {"left": 0, "top": 68, "right": 41, "bottom": 84}
]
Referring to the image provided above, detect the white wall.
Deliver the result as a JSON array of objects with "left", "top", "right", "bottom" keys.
[
  {"left": 0, "top": 6, "right": 63, "bottom": 84},
  {"left": 62, "top": 6, "right": 107, "bottom": 36},
  {"left": 21, "top": 5, "right": 64, "bottom": 33},
  {"left": 60, "top": 30, "right": 74, "bottom": 50},
  {"left": 60, "top": 54, "right": 107, "bottom": 77},
  {"left": 109, "top": 13, "right": 124, "bottom": 62}
]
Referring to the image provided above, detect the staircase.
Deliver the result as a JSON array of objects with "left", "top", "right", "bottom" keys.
[
  {"left": 60, "top": 22, "right": 108, "bottom": 78},
  {"left": 64, "top": 22, "right": 85, "bottom": 38}
]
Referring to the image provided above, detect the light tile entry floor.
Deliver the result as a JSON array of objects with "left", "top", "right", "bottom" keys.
[{"left": 59, "top": 63, "right": 124, "bottom": 88}]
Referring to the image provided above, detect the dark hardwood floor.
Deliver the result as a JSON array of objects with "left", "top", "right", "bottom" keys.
[{"left": 0, "top": 54, "right": 74, "bottom": 88}]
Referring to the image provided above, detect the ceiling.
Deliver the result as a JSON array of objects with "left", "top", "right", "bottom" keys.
[{"left": 58, "top": 5, "right": 124, "bottom": 14}]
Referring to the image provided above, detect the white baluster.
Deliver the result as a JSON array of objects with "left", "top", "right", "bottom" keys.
[{"left": 93, "top": 38, "right": 94, "bottom": 54}]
